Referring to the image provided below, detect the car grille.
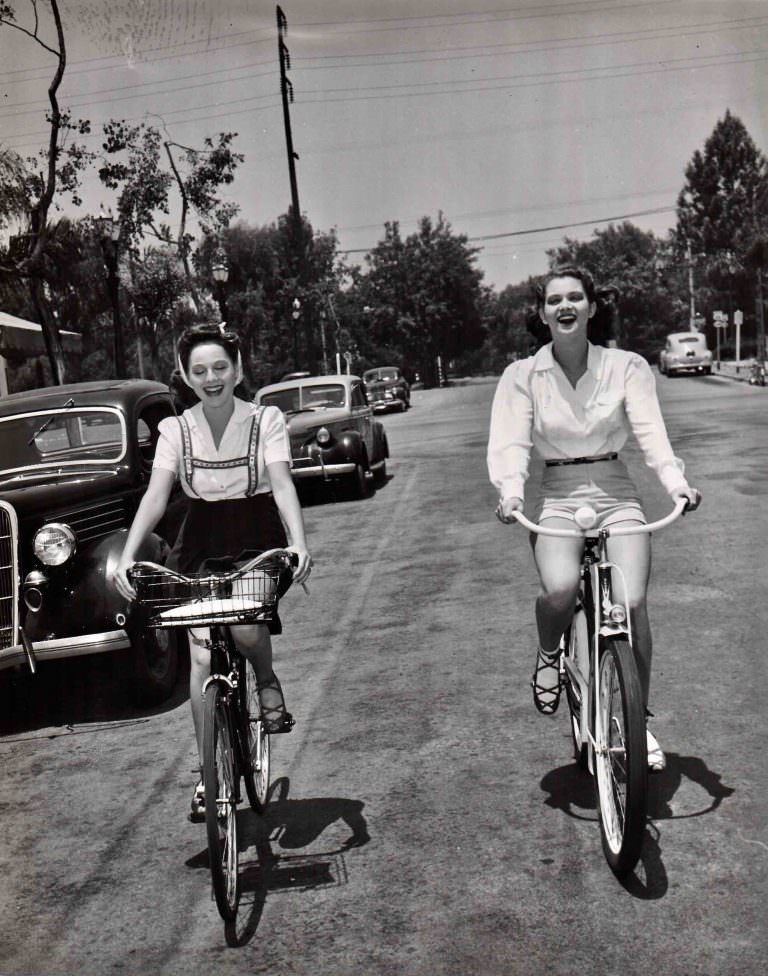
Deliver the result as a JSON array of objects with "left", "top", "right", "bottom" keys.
[
  {"left": 0, "top": 501, "right": 19, "bottom": 651},
  {"left": 45, "top": 498, "right": 128, "bottom": 544}
]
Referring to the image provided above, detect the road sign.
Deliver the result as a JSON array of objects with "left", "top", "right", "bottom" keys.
[
  {"left": 713, "top": 310, "right": 728, "bottom": 327},
  {"left": 734, "top": 310, "right": 744, "bottom": 326}
]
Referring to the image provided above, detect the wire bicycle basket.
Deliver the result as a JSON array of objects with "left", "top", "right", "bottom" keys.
[{"left": 130, "top": 560, "right": 284, "bottom": 628}]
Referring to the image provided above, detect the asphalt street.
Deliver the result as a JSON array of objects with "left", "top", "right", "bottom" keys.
[{"left": 0, "top": 370, "right": 766, "bottom": 975}]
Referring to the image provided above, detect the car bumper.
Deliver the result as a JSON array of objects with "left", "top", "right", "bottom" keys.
[
  {"left": 0, "top": 629, "right": 131, "bottom": 672},
  {"left": 291, "top": 460, "right": 357, "bottom": 480},
  {"left": 668, "top": 363, "right": 711, "bottom": 372}
]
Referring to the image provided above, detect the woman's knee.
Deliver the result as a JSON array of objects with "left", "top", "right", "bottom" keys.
[
  {"left": 232, "top": 624, "right": 270, "bottom": 657},
  {"left": 538, "top": 579, "right": 579, "bottom": 611},
  {"left": 187, "top": 628, "right": 210, "bottom": 669}
]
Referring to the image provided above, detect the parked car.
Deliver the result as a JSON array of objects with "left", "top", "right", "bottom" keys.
[
  {"left": 362, "top": 366, "right": 410, "bottom": 412},
  {"left": 659, "top": 332, "right": 713, "bottom": 376},
  {"left": 256, "top": 374, "right": 389, "bottom": 497},
  {"left": 0, "top": 380, "right": 186, "bottom": 706}
]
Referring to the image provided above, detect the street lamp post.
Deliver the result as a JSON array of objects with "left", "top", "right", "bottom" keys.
[
  {"left": 211, "top": 247, "right": 229, "bottom": 323},
  {"left": 97, "top": 209, "right": 126, "bottom": 379},
  {"left": 292, "top": 298, "right": 301, "bottom": 370}
]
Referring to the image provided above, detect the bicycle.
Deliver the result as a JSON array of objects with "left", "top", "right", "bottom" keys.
[
  {"left": 505, "top": 499, "right": 688, "bottom": 878},
  {"left": 128, "top": 548, "right": 296, "bottom": 921}
]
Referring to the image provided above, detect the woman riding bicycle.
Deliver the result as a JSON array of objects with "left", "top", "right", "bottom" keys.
[
  {"left": 113, "top": 322, "right": 312, "bottom": 819},
  {"left": 487, "top": 267, "right": 701, "bottom": 771}
]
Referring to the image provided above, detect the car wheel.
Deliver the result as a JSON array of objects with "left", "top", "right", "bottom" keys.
[
  {"left": 349, "top": 459, "right": 371, "bottom": 500},
  {"left": 128, "top": 624, "right": 180, "bottom": 705},
  {"left": 373, "top": 458, "right": 387, "bottom": 486}
]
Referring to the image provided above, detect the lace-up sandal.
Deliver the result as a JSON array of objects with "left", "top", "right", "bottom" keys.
[
  {"left": 189, "top": 774, "right": 205, "bottom": 823},
  {"left": 256, "top": 672, "right": 296, "bottom": 734},
  {"left": 531, "top": 645, "right": 562, "bottom": 714}
]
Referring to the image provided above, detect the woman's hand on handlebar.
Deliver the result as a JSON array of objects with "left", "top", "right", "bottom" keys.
[
  {"left": 286, "top": 545, "right": 313, "bottom": 585},
  {"left": 673, "top": 486, "right": 702, "bottom": 514},
  {"left": 112, "top": 555, "right": 137, "bottom": 602},
  {"left": 495, "top": 496, "right": 524, "bottom": 524}
]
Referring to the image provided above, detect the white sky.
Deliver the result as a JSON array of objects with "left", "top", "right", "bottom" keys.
[{"left": 1, "top": 0, "right": 766, "bottom": 288}]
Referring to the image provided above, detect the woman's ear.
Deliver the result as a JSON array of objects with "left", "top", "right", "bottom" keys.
[{"left": 588, "top": 301, "right": 597, "bottom": 319}]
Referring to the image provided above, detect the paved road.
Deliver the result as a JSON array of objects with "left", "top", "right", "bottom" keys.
[{"left": 0, "top": 371, "right": 766, "bottom": 975}]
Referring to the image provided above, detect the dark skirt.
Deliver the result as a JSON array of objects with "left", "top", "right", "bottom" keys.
[{"left": 167, "top": 494, "right": 290, "bottom": 634}]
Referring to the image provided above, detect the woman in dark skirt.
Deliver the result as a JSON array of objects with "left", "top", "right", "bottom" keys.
[{"left": 114, "top": 323, "right": 312, "bottom": 820}]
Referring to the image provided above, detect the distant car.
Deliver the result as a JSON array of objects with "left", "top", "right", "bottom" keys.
[
  {"left": 0, "top": 380, "right": 186, "bottom": 708},
  {"left": 363, "top": 366, "right": 410, "bottom": 412},
  {"left": 256, "top": 374, "right": 389, "bottom": 498},
  {"left": 659, "top": 332, "right": 713, "bottom": 376}
]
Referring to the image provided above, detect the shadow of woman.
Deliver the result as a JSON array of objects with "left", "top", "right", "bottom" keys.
[
  {"left": 539, "top": 753, "right": 734, "bottom": 900},
  {"left": 213, "top": 777, "right": 370, "bottom": 947}
]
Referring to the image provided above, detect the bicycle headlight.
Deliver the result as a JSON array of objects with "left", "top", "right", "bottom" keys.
[
  {"left": 33, "top": 523, "right": 76, "bottom": 566},
  {"left": 316, "top": 426, "right": 332, "bottom": 446},
  {"left": 608, "top": 604, "right": 627, "bottom": 624}
]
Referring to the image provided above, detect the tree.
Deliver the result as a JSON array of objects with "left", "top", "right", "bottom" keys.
[
  {"left": 676, "top": 110, "right": 768, "bottom": 260},
  {"left": 0, "top": 0, "right": 93, "bottom": 383}
]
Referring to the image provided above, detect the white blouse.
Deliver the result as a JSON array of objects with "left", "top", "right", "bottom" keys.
[
  {"left": 153, "top": 399, "right": 291, "bottom": 500},
  {"left": 487, "top": 343, "right": 689, "bottom": 502}
]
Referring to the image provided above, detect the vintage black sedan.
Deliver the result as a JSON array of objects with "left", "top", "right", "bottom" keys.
[
  {"left": 363, "top": 366, "right": 410, "bottom": 412},
  {"left": 256, "top": 374, "right": 389, "bottom": 498},
  {"left": 0, "top": 380, "right": 185, "bottom": 706}
]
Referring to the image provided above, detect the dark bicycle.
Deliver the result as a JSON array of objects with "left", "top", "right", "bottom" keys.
[{"left": 129, "top": 548, "right": 295, "bottom": 921}]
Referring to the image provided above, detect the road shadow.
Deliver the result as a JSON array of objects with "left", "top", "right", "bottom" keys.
[
  {"left": 298, "top": 474, "right": 393, "bottom": 507},
  {"left": 0, "top": 646, "right": 189, "bottom": 738},
  {"left": 539, "top": 753, "right": 734, "bottom": 900},
  {"left": 185, "top": 776, "right": 370, "bottom": 947}
]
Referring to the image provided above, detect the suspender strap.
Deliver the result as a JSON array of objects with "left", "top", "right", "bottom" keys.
[
  {"left": 177, "top": 415, "right": 200, "bottom": 497},
  {"left": 245, "top": 406, "right": 265, "bottom": 496}
]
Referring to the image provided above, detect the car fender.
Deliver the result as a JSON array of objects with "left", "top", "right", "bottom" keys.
[{"left": 336, "top": 428, "right": 366, "bottom": 462}]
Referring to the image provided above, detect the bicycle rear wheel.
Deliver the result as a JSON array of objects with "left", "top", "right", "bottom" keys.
[
  {"left": 593, "top": 637, "right": 648, "bottom": 877},
  {"left": 563, "top": 604, "right": 589, "bottom": 770},
  {"left": 203, "top": 683, "right": 240, "bottom": 921},
  {"left": 239, "top": 660, "right": 271, "bottom": 812}
]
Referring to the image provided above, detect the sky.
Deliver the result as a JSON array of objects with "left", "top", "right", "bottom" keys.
[{"left": 1, "top": 0, "right": 767, "bottom": 290}]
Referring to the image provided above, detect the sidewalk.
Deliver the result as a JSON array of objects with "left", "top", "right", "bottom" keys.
[{"left": 712, "top": 360, "right": 764, "bottom": 383}]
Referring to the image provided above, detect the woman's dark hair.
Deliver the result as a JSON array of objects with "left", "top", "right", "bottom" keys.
[
  {"left": 534, "top": 265, "right": 598, "bottom": 309},
  {"left": 177, "top": 323, "right": 241, "bottom": 372},
  {"left": 174, "top": 323, "right": 253, "bottom": 404}
]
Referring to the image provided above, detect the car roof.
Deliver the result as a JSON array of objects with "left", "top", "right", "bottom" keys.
[
  {"left": 668, "top": 332, "right": 706, "bottom": 340},
  {"left": 258, "top": 374, "right": 359, "bottom": 395},
  {"left": 0, "top": 379, "right": 170, "bottom": 418}
]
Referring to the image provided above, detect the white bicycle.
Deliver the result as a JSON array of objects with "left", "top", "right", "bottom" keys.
[{"left": 508, "top": 500, "right": 688, "bottom": 877}]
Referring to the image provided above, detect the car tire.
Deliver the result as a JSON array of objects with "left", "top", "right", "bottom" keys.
[
  {"left": 349, "top": 459, "right": 371, "bottom": 500},
  {"left": 128, "top": 624, "right": 180, "bottom": 705},
  {"left": 373, "top": 458, "right": 387, "bottom": 486}
]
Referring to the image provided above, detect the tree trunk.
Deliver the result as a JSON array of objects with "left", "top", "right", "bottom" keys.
[{"left": 29, "top": 276, "right": 66, "bottom": 385}]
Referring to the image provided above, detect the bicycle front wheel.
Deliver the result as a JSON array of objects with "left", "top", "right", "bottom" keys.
[
  {"left": 593, "top": 637, "right": 648, "bottom": 877},
  {"left": 239, "top": 661, "right": 271, "bottom": 812},
  {"left": 203, "top": 683, "right": 240, "bottom": 921}
]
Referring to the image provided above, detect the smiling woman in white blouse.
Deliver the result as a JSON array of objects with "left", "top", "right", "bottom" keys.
[
  {"left": 487, "top": 267, "right": 700, "bottom": 771},
  {"left": 114, "top": 323, "right": 312, "bottom": 820}
]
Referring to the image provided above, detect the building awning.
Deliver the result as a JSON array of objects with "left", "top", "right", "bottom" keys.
[{"left": 0, "top": 311, "right": 82, "bottom": 358}]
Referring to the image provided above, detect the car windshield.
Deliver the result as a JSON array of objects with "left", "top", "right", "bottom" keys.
[
  {"left": 0, "top": 408, "right": 126, "bottom": 475},
  {"left": 261, "top": 383, "right": 347, "bottom": 412},
  {"left": 365, "top": 369, "right": 398, "bottom": 382}
]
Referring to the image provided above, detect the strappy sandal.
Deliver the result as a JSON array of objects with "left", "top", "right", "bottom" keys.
[
  {"left": 531, "top": 645, "right": 562, "bottom": 714},
  {"left": 256, "top": 672, "right": 295, "bottom": 734},
  {"left": 189, "top": 774, "right": 205, "bottom": 823}
]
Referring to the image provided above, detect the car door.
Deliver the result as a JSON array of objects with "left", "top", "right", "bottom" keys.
[{"left": 350, "top": 381, "right": 374, "bottom": 456}]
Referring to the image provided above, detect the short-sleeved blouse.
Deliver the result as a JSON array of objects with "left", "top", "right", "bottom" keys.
[
  {"left": 153, "top": 399, "right": 291, "bottom": 500},
  {"left": 487, "top": 342, "right": 689, "bottom": 502}
]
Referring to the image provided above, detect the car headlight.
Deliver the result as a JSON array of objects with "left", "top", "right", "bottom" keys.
[
  {"left": 33, "top": 523, "right": 76, "bottom": 566},
  {"left": 316, "top": 426, "right": 332, "bottom": 446}
]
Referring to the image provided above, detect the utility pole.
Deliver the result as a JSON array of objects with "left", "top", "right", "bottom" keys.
[
  {"left": 277, "top": 6, "right": 301, "bottom": 248},
  {"left": 686, "top": 241, "right": 696, "bottom": 329}
]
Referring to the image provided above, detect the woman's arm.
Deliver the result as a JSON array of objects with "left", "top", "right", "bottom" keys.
[
  {"left": 268, "top": 460, "right": 312, "bottom": 584},
  {"left": 113, "top": 467, "right": 177, "bottom": 600},
  {"left": 487, "top": 362, "right": 534, "bottom": 503}
]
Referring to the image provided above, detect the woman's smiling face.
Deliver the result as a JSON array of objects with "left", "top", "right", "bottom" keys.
[
  {"left": 186, "top": 342, "right": 238, "bottom": 406},
  {"left": 539, "top": 275, "right": 596, "bottom": 341}
]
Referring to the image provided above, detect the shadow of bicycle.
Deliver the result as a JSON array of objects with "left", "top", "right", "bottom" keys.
[
  {"left": 540, "top": 752, "right": 734, "bottom": 899},
  {"left": 186, "top": 776, "right": 370, "bottom": 946}
]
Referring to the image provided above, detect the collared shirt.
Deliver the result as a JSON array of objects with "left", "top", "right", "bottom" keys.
[
  {"left": 153, "top": 399, "right": 291, "bottom": 500},
  {"left": 487, "top": 342, "right": 689, "bottom": 501}
]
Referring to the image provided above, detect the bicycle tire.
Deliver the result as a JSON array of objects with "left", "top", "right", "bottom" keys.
[
  {"left": 203, "top": 683, "right": 240, "bottom": 921},
  {"left": 593, "top": 637, "right": 648, "bottom": 877},
  {"left": 564, "top": 604, "right": 589, "bottom": 771},
  {"left": 239, "top": 660, "right": 271, "bottom": 813}
]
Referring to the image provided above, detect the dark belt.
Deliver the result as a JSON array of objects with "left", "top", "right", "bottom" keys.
[{"left": 545, "top": 452, "right": 618, "bottom": 467}]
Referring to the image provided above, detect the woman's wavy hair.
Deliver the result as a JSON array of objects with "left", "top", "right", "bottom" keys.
[
  {"left": 174, "top": 323, "right": 252, "bottom": 403},
  {"left": 534, "top": 265, "right": 597, "bottom": 309}
]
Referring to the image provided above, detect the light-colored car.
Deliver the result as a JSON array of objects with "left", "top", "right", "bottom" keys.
[
  {"left": 256, "top": 374, "right": 389, "bottom": 498},
  {"left": 659, "top": 332, "right": 713, "bottom": 376}
]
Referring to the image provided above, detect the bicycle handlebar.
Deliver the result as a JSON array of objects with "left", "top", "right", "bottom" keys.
[
  {"left": 505, "top": 498, "right": 688, "bottom": 538},
  {"left": 127, "top": 547, "right": 297, "bottom": 584}
]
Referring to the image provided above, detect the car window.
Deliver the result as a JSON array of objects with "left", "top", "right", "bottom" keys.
[
  {"left": 261, "top": 389, "right": 301, "bottom": 413},
  {"left": 677, "top": 336, "right": 705, "bottom": 345},
  {"left": 302, "top": 385, "right": 346, "bottom": 408},
  {"left": 0, "top": 408, "right": 126, "bottom": 475},
  {"left": 136, "top": 400, "right": 175, "bottom": 467},
  {"left": 351, "top": 384, "right": 367, "bottom": 407}
]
